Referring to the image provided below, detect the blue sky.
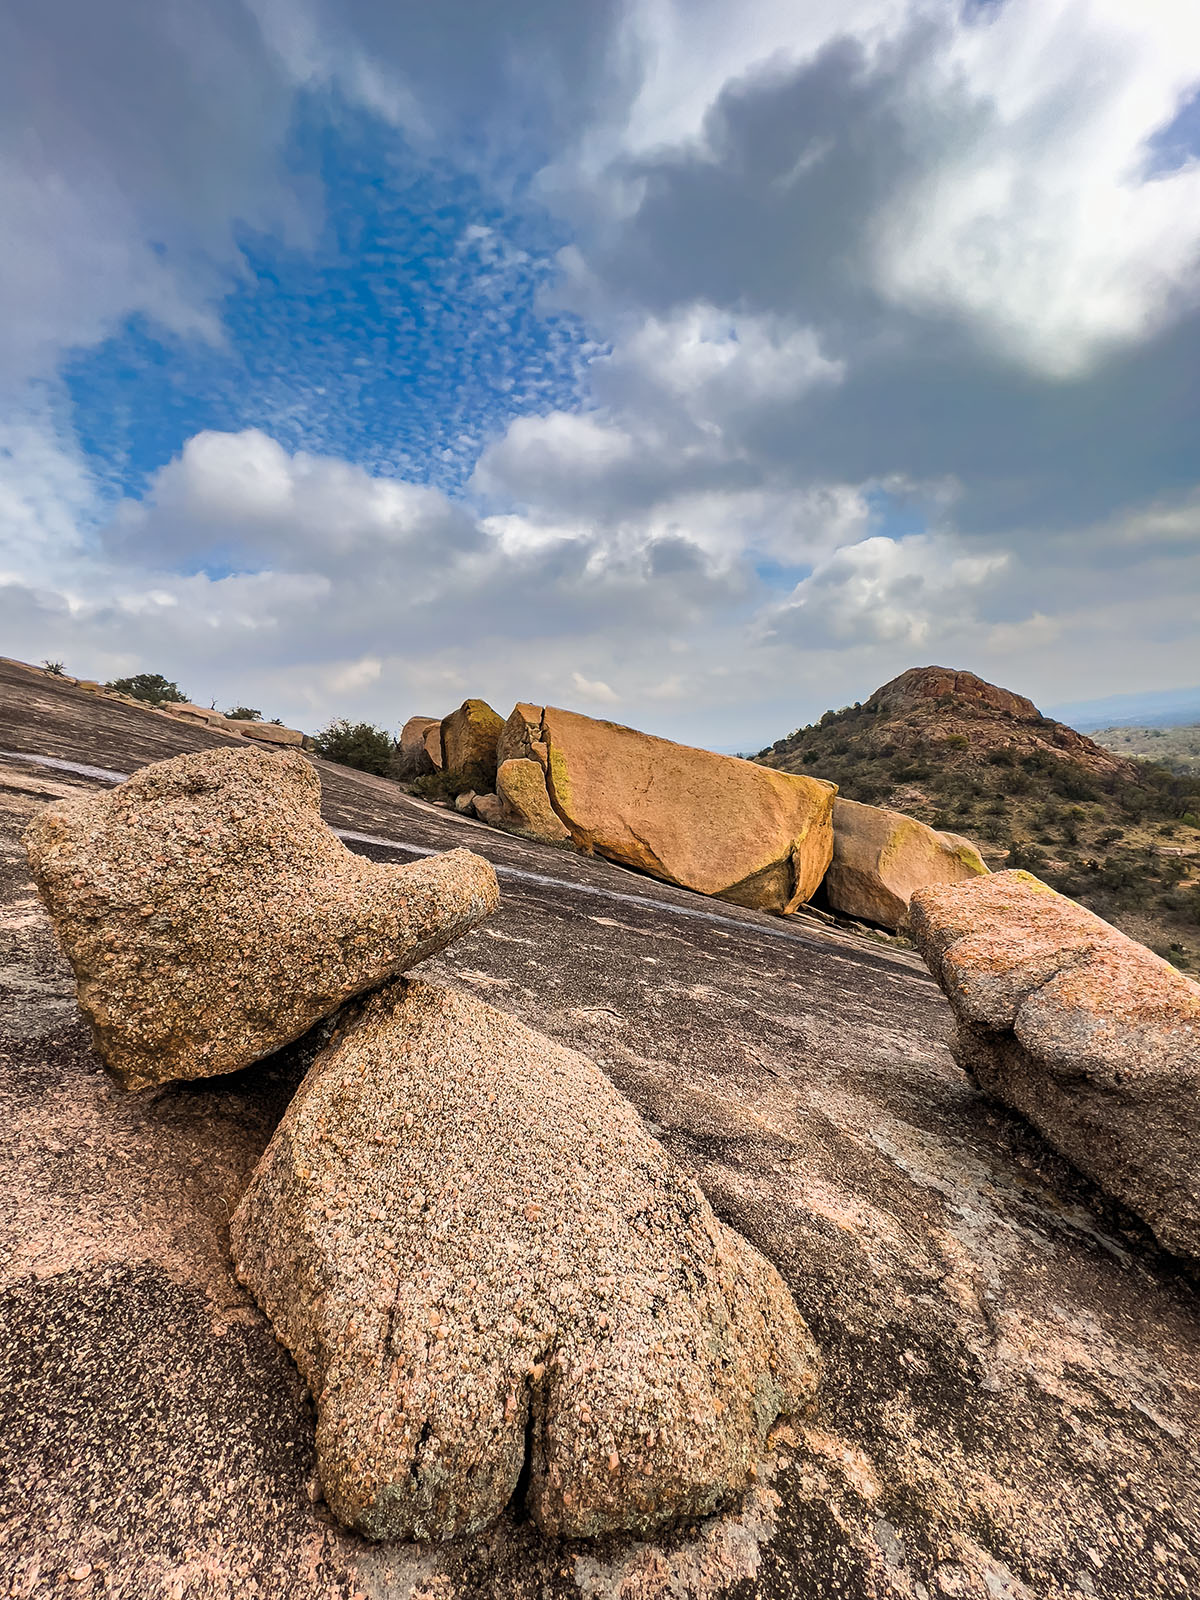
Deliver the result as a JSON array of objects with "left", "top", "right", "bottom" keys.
[
  {"left": 64, "top": 99, "right": 595, "bottom": 508},
  {"left": 3, "top": 0, "right": 1200, "bottom": 745}
]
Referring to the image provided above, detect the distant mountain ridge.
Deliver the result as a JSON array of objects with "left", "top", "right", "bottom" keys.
[
  {"left": 1046, "top": 684, "right": 1200, "bottom": 732},
  {"left": 755, "top": 665, "right": 1200, "bottom": 971}
]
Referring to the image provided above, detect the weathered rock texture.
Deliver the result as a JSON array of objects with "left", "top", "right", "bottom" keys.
[
  {"left": 393, "top": 715, "right": 441, "bottom": 780},
  {"left": 823, "top": 796, "right": 988, "bottom": 931},
  {"left": 530, "top": 705, "right": 834, "bottom": 913},
  {"left": 496, "top": 702, "right": 548, "bottom": 769},
  {"left": 440, "top": 699, "right": 503, "bottom": 788},
  {"left": 238, "top": 720, "right": 305, "bottom": 747},
  {"left": 231, "top": 978, "right": 819, "bottom": 1544},
  {"left": 911, "top": 869, "right": 1200, "bottom": 1261},
  {"left": 495, "top": 757, "right": 572, "bottom": 843},
  {"left": 23, "top": 747, "right": 499, "bottom": 1090}
]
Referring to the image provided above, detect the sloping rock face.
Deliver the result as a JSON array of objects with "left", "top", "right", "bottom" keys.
[
  {"left": 231, "top": 978, "right": 819, "bottom": 1544},
  {"left": 495, "top": 757, "right": 572, "bottom": 843},
  {"left": 393, "top": 715, "right": 441, "bottom": 780},
  {"left": 441, "top": 699, "right": 503, "bottom": 787},
  {"left": 23, "top": 747, "right": 499, "bottom": 1090},
  {"left": 824, "top": 797, "right": 988, "bottom": 930},
  {"left": 537, "top": 706, "right": 834, "bottom": 913},
  {"left": 911, "top": 870, "right": 1200, "bottom": 1261}
]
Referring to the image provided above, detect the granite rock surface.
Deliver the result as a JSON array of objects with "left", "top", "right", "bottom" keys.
[
  {"left": 911, "top": 869, "right": 1200, "bottom": 1261},
  {"left": 823, "top": 797, "right": 987, "bottom": 931},
  {"left": 232, "top": 978, "right": 819, "bottom": 1543},
  {"left": 23, "top": 746, "right": 499, "bottom": 1089}
]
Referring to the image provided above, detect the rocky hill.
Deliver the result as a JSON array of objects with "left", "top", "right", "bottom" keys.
[{"left": 756, "top": 666, "right": 1200, "bottom": 970}]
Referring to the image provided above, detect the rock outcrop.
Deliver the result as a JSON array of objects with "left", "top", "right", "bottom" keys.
[
  {"left": 23, "top": 746, "right": 499, "bottom": 1090},
  {"left": 910, "top": 870, "right": 1200, "bottom": 1261},
  {"left": 238, "top": 720, "right": 305, "bottom": 747},
  {"left": 497, "top": 703, "right": 548, "bottom": 769},
  {"left": 531, "top": 706, "right": 834, "bottom": 913},
  {"left": 823, "top": 797, "right": 987, "bottom": 930},
  {"left": 232, "top": 978, "right": 819, "bottom": 1544},
  {"left": 495, "top": 757, "right": 572, "bottom": 844},
  {"left": 441, "top": 699, "right": 503, "bottom": 787},
  {"left": 393, "top": 715, "right": 441, "bottom": 780}
]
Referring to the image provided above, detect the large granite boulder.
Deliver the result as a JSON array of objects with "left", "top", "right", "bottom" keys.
[
  {"left": 823, "top": 797, "right": 988, "bottom": 931},
  {"left": 440, "top": 699, "right": 503, "bottom": 788},
  {"left": 495, "top": 758, "right": 572, "bottom": 844},
  {"left": 524, "top": 706, "right": 834, "bottom": 913},
  {"left": 231, "top": 978, "right": 819, "bottom": 1544},
  {"left": 910, "top": 870, "right": 1200, "bottom": 1262},
  {"left": 23, "top": 747, "right": 499, "bottom": 1090},
  {"left": 393, "top": 715, "right": 441, "bottom": 781}
]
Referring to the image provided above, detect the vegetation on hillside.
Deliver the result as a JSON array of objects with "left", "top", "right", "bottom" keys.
[
  {"left": 757, "top": 672, "right": 1200, "bottom": 970},
  {"left": 310, "top": 719, "right": 396, "bottom": 776},
  {"left": 105, "top": 672, "right": 187, "bottom": 705},
  {"left": 1092, "top": 723, "right": 1200, "bottom": 776},
  {"left": 225, "top": 705, "right": 263, "bottom": 722}
]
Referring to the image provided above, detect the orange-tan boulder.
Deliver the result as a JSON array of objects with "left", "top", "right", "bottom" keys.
[
  {"left": 393, "top": 715, "right": 441, "bottom": 780},
  {"left": 23, "top": 746, "right": 499, "bottom": 1090},
  {"left": 531, "top": 706, "right": 833, "bottom": 913},
  {"left": 238, "top": 719, "right": 304, "bottom": 747},
  {"left": 495, "top": 758, "right": 572, "bottom": 844},
  {"left": 497, "top": 703, "right": 548, "bottom": 769},
  {"left": 441, "top": 699, "right": 503, "bottom": 787},
  {"left": 231, "top": 977, "right": 819, "bottom": 1543},
  {"left": 823, "top": 797, "right": 987, "bottom": 931},
  {"left": 910, "top": 870, "right": 1200, "bottom": 1262}
]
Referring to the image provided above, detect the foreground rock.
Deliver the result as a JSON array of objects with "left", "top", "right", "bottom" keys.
[
  {"left": 440, "top": 699, "right": 503, "bottom": 787},
  {"left": 232, "top": 978, "right": 819, "bottom": 1543},
  {"left": 23, "top": 747, "right": 499, "bottom": 1090},
  {"left": 823, "top": 797, "right": 987, "bottom": 930},
  {"left": 911, "top": 870, "right": 1200, "bottom": 1262},
  {"left": 532, "top": 706, "right": 835, "bottom": 913},
  {"left": 393, "top": 715, "right": 441, "bottom": 780}
]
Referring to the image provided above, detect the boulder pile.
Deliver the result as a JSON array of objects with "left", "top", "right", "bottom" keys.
[
  {"left": 911, "top": 869, "right": 1200, "bottom": 1262},
  {"left": 23, "top": 745, "right": 819, "bottom": 1543},
  {"left": 407, "top": 697, "right": 986, "bottom": 924}
]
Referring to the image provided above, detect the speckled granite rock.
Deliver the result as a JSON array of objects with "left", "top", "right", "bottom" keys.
[
  {"left": 231, "top": 978, "right": 819, "bottom": 1543},
  {"left": 440, "top": 699, "right": 503, "bottom": 788},
  {"left": 823, "top": 796, "right": 987, "bottom": 931},
  {"left": 495, "top": 758, "right": 572, "bottom": 844},
  {"left": 23, "top": 747, "right": 499, "bottom": 1090},
  {"left": 910, "top": 869, "right": 1200, "bottom": 1261}
]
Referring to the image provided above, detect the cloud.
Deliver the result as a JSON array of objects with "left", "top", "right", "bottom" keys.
[
  {"left": 764, "top": 531, "right": 1008, "bottom": 648},
  {"left": 2, "top": 0, "right": 1199, "bottom": 754}
]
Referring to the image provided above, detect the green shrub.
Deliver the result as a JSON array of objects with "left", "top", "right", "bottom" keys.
[
  {"left": 311, "top": 719, "right": 396, "bottom": 776},
  {"left": 106, "top": 672, "right": 187, "bottom": 705},
  {"left": 41, "top": 660, "right": 66, "bottom": 676},
  {"left": 226, "top": 705, "right": 263, "bottom": 721}
]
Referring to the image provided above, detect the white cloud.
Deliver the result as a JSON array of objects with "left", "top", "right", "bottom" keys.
[
  {"left": 874, "top": 0, "right": 1200, "bottom": 373},
  {"left": 570, "top": 670, "right": 620, "bottom": 704},
  {"left": 765, "top": 532, "right": 1008, "bottom": 648}
]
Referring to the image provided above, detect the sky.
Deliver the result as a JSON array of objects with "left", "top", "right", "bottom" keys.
[{"left": 3, "top": 0, "right": 1200, "bottom": 750}]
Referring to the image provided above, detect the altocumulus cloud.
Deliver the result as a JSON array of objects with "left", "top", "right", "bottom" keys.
[{"left": 2, "top": 0, "right": 1200, "bottom": 750}]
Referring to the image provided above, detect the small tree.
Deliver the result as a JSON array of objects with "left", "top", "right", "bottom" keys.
[
  {"left": 106, "top": 672, "right": 187, "bottom": 705},
  {"left": 225, "top": 706, "right": 263, "bottom": 721},
  {"left": 41, "top": 660, "right": 66, "bottom": 676},
  {"left": 311, "top": 719, "right": 396, "bottom": 776}
]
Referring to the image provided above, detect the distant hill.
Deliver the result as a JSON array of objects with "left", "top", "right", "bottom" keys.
[
  {"left": 1092, "top": 723, "right": 1200, "bottom": 776},
  {"left": 1046, "top": 684, "right": 1200, "bottom": 731},
  {"left": 755, "top": 666, "right": 1200, "bottom": 970}
]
